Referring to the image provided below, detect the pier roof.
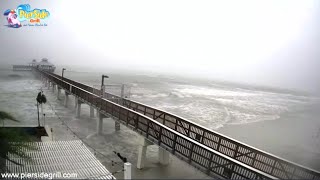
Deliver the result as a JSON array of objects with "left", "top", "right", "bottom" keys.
[
  {"left": 38, "top": 58, "right": 55, "bottom": 67},
  {"left": 5, "top": 140, "right": 115, "bottom": 179}
]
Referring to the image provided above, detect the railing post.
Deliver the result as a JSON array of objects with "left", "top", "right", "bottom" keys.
[
  {"left": 172, "top": 134, "right": 177, "bottom": 154},
  {"left": 188, "top": 143, "right": 194, "bottom": 163},
  {"left": 146, "top": 120, "right": 150, "bottom": 138},
  {"left": 120, "top": 84, "right": 125, "bottom": 105},
  {"left": 233, "top": 144, "right": 239, "bottom": 159},
  {"left": 158, "top": 127, "right": 162, "bottom": 145},
  {"left": 206, "top": 152, "right": 214, "bottom": 174},
  {"left": 115, "top": 85, "right": 123, "bottom": 131}
]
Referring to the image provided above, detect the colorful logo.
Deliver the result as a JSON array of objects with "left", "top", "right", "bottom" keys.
[{"left": 3, "top": 4, "right": 50, "bottom": 28}]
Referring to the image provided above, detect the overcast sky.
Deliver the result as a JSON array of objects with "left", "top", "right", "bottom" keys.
[{"left": 0, "top": 0, "right": 319, "bottom": 93}]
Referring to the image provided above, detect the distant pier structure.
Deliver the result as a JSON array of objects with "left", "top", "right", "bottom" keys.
[{"left": 13, "top": 58, "right": 56, "bottom": 72}]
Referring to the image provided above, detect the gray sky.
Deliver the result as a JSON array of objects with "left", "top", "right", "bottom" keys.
[{"left": 0, "top": 0, "right": 319, "bottom": 93}]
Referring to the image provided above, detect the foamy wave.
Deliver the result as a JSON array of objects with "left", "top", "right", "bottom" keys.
[
  {"left": 176, "top": 86, "right": 256, "bottom": 97},
  {"left": 169, "top": 91, "right": 192, "bottom": 98},
  {"left": 146, "top": 93, "right": 168, "bottom": 98},
  {"left": 225, "top": 109, "right": 280, "bottom": 125}
]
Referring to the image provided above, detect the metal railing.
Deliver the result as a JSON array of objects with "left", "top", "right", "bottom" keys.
[
  {"left": 36, "top": 69, "right": 275, "bottom": 179},
  {"left": 44, "top": 70, "right": 320, "bottom": 179}
]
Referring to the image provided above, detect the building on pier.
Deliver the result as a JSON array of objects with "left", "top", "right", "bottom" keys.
[
  {"left": 36, "top": 58, "right": 56, "bottom": 72},
  {"left": 12, "top": 58, "right": 56, "bottom": 72}
]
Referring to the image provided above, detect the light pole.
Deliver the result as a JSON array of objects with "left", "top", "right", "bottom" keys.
[
  {"left": 101, "top": 75, "right": 109, "bottom": 97},
  {"left": 43, "top": 113, "right": 46, "bottom": 126},
  {"left": 62, "top": 68, "right": 66, "bottom": 79}
]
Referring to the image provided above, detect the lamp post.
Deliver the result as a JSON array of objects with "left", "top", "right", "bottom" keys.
[
  {"left": 101, "top": 75, "right": 109, "bottom": 97},
  {"left": 43, "top": 113, "right": 46, "bottom": 126},
  {"left": 62, "top": 68, "right": 66, "bottom": 79}
]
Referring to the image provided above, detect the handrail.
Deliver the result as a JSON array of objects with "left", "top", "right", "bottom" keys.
[
  {"left": 36, "top": 68, "right": 275, "bottom": 179},
  {"left": 43, "top": 70, "right": 320, "bottom": 179}
]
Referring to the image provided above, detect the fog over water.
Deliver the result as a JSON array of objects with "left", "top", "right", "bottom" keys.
[{"left": 0, "top": 0, "right": 320, "bottom": 94}]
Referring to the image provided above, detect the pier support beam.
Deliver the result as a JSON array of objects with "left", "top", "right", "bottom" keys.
[
  {"left": 75, "top": 97, "right": 78, "bottom": 108},
  {"left": 97, "top": 113, "right": 105, "bottom": 135},
  {"left": 57, "top": 87, "right": 61, "bottom": 100},
  {"left": 90, "top": 106, "right": 95, "bottom": 118},
  {"left": 96, "top": 109, "right": 99, "bottom": 117},
  {"left": 137, "top": 137, "right": 153, "bottom": 169},
  {"left": 52, "top": 84, "right": 55, "bottom": 93},
  {"left": 159, "top": 148, "right": 170, "bottom": 165},
  {"left": 64, "top": 92, "right": 69, "bottom": 107},
  {"left": 48, "top": 81, "right": 51, "bottom": 90},
  {"left": 76, "top": 98, "right": 82, "bottom": 118},
  {"left": 44, "top": 79, "right": 48, "bottom": 87},
  {"left": 115, "top": 121, "right": 120, "bottom": 131}
]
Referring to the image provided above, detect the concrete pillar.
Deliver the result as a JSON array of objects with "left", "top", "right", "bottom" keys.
[
  {"left": 76, "top": 98, "right": 82, "bottom": 118},
  {"left": 52, "top": 84, "right": 55, "bottom": 93},
  {"left": 48, "top": 81, "right": 50, "bottom": 90},
  {"left": 159, "top": 148, "right": 170, "bottom": 165},
  {"left": 124, "top": 162, "right": 132, "bottom": 180},
  {"left": 75, "top": 97, "right": 78, "bottom": 108},
  {"left": 96, "top": 108, "right": 99, "bottom": 117},
  {"left": 64, "top": 92, "right": 69, "bottom": 107},
  {"left": 45, "top": 79, "right": 48, "bottom": 87},
  {"left": 90, "top": 106, "right": 95, "bottom": 118},
  {"left": 97, "top": 113, "right": 104, "bottom": 135},
  {"left": 115, "top": 121, "right": 120, "bottom": 131},
  {"left": 137, "top": 137, "right": 153, "bottom": 169},
  {"left": 57, "top": 88, "right": 61, "bottom": 100}
]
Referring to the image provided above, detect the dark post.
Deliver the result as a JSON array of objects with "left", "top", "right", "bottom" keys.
[
  {"left": 62, "top": 68, "right": 66, "bottom": 79},
  {"left": 37, "top": 102, "right": 40, "bottom": 127},
  {"left": 43, "top": 113, "right": 46, "bottom": 126},
  {"left": 101, "top": 75, "right": 109, "bottom": 97}
]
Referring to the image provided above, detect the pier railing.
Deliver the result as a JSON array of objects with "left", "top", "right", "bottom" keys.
[
  {"left": 13, "top": 65, "right": 32, "bottom": 71},
  {"left": 37, "top": 69, "right": 275, "bottom": 179},
  {"left": 43, "top": 70, "right": 320, "bottom": 179}
]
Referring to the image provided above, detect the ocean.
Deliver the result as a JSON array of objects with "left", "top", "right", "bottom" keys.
[{"left": 60, "top": 68, "right": 320, "bottom": 130}]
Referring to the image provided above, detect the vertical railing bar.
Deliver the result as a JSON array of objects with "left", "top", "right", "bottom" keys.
[
  {"left": 172, "top": 134, "right": 177, "bottom": 154},
  {"left": 188, "top": 143, "right": 195, "bottom": 163},
  {"left": 158, "top": 126, "right": 162, "bottom": 145}
]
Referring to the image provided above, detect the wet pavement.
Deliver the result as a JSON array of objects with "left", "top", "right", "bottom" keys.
[{"left": 0, "top": 71, "right": 211, "bottom": 179}]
